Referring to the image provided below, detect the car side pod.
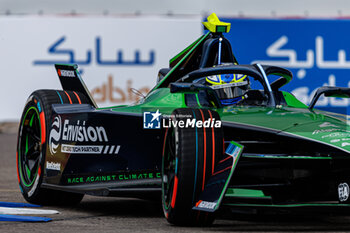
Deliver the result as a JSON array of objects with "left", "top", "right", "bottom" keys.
[
  {"left": 309, "top": 86, "right": 350, "bottom": 110},
  {"left": 193, "top": 141, "right": 244, "bottom": 213}
]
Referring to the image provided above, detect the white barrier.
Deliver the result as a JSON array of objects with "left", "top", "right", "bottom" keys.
[{"left": 0, "top": 16, "right": 202, "bottom": 121}]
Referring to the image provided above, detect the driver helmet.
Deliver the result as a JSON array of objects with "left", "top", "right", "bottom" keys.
[{"left": 206, "top": 69, "right": 249, "bottom": 105}]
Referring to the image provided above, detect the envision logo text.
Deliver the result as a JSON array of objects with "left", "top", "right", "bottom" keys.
[{"left": 49, "top": 116, "right": 108, "bottom": 155}]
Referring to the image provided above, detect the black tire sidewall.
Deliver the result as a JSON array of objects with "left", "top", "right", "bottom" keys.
[
  {"left": 162, "top": 108, "right": 223, "bottom": 226},
  {"left": 17, "top": 90, "right": 89, "bottom": 204}
]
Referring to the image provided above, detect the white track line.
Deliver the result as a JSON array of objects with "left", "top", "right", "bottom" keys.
[{"left": 0, "top": 207, "right": 59, "bottom": 215}]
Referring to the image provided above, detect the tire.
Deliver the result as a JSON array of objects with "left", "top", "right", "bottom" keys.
[
  {"left": 17, "top": 89, "right": 90, "bottom": 205},
  {"left": 162, "top": 108, "right": 223, "bottom": 226}
]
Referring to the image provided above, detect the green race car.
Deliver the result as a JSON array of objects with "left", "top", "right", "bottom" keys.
[{"left": 17, "top": 13, "right": 350, "bottom": 226}]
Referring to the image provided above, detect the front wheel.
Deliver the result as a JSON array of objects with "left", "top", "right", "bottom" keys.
[
  {"left": 162, "top": 108, "right": 223, "bottom": 226},
  {"left": 17, "top": 90, "right": 88, "bottom": 205}
]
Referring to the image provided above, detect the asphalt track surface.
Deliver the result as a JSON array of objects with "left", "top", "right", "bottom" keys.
[{"left": 2, "top": 133, "right": 350, "bottom": 232}]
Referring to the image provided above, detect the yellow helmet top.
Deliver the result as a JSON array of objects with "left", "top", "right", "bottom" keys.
[{"left": 206, "top": 73, "right": 248, "bottom": 86}]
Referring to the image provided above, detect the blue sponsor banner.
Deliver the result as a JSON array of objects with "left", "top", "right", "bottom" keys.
[{"left": 220, "top": 18, "right": 350, "bottom": 114}]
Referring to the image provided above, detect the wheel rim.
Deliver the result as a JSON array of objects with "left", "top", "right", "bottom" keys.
[
  {"left": 162, "top": 128, "right": 177, "bottom": 210},
  {"left": 18, "top": 107, "right": 42, "bottom": 187}
]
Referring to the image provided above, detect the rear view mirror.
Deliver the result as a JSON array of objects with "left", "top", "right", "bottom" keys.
[
  {"left": 309, "top": 86, "right": 350, "bottom": 110},
  {"left": 157, "top": 68, "right": 170, "bottom": 84}
]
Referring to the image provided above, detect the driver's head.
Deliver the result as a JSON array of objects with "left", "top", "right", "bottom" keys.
[{"left": 206, "top": 73, "right": 249, "bottom": 105}]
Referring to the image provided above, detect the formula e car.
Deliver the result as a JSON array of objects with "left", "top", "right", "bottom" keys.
[{"left": 17, "top": 13, "right": 350, "bottom": 226}]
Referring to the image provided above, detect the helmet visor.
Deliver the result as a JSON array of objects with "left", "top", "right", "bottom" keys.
[{"left": 210, "top": 81, "right": 249, "bottom": 99}]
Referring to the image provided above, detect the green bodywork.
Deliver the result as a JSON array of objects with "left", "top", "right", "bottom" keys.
[
  {"left": 225, "top": 188, "right": 269, "bottom": 198},
  {"left": 103, "top": 87, "right": 350, "bottom": 154}
]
